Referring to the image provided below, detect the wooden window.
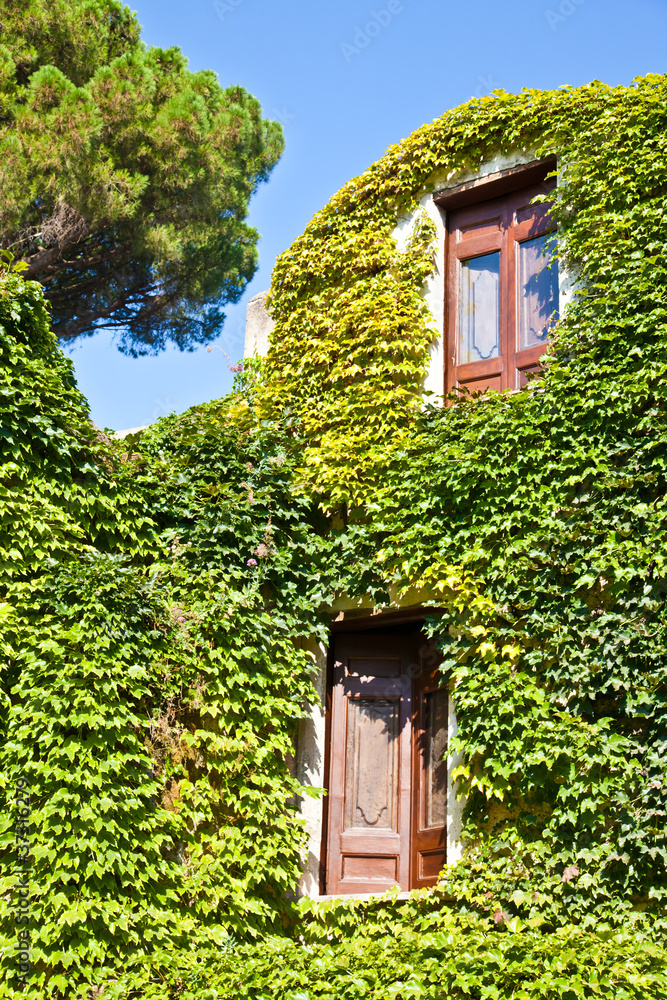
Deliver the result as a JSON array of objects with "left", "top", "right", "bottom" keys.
[
  {"left": 441, "top": 162, "right": 558, "bottom": 395},
  {"left": 325, "top": 624, "right": 446, "bottom": 894}
]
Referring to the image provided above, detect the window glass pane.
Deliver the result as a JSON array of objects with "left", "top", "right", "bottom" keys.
[
  {"left": 459, "top": 252, "right": 500, "bottom": 364},
  {"left": 518, "top": 234, "right": 559, "bottom": 350},
  {"left": 424, "top": 690, "right": 448, "bottom": 829},
  {"left": 344, "top": 699, "right": 399, "bottom": 831}
]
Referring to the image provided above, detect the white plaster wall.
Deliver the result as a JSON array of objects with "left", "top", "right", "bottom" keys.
[
  {"left": 393, "top": 196, "right": 447, "bottom": 401},
  {"left": 243, "top": 290, "right": 275, "bottom": 358},
  {"left": 294, "top": 639, "right": 328, "bottom": 898},
  {"left": 113, "top": 425, "right": 149, "bottom": 439}
]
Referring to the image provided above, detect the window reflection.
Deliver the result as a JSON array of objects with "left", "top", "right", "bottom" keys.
[
  {"left": 459, "top": 252, "right": 501, "bottom": 363},
  {"left": 425, "top": 690, "right": 448, "bottom": 829},
  {"left": 518, "top": 234, "right": 559, "bottom": 350}
]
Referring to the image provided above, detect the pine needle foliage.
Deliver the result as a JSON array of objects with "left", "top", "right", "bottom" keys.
[{"left": 0, "top": 0, "right": 283, "bottom": 355}]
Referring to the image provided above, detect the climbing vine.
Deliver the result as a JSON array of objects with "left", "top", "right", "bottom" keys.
[{"left": 2, "top": 72, "right": 667, "bottom": 997}]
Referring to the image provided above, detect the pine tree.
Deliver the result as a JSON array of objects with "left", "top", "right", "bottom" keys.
[{"left": 0, "top": 0, "right": 283, "bottom": 355}]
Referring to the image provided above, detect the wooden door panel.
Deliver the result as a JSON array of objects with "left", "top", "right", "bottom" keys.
[
  {"left": 518, "top": 365, "right": 542, "bottom": 387},
  {"left": 344, "top": 698, "right": 399, "bottom": 832},
  {"left": 326, "top": 628, "right": 419, "bottom": 895},
  {"left": 458, "top": 373, "right": 502, "bottom": 395},
  {"left": 455, "top": 356, "right": 503, "bottom": 381},
  {"left": 411, "top": 673, "right": 448, "bottom": 890},
  {"left": 418, "top": 850, "right": 446, "bottom": 880},
  {"left": 339, "top": 829, "right": 402, "bottom": 848},
  {"left": 514, "top": 202, "right": 553, "bottom": 235},
  {"left": 342, "top": 854, "right": 397, "bottom": 882},
  {"left": 347, "top": 656, "right": 402, "bottom": 678},
  {"left": 514, "top": 343, "right": 545, "bottom": 368}
]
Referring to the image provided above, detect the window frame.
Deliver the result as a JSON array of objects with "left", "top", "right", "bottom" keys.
[{"left": 435, "top": 158, "right": 558, "bottom": 397}]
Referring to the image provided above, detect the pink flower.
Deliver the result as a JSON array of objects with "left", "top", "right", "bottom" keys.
[
  {"left": 247, "top": 558, "right": 258, "bottom": 567},
  {"left": 177, "top": 616, "right": 186, "bottom": 622}
]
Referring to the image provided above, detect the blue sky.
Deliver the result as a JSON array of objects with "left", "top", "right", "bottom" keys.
[{"left": 69, "top": 0, "right": 667, "bottom": 431}]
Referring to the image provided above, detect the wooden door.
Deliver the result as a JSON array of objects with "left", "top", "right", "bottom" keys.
[
  {"left": 325, "top": 625, "right": 449, "bottom": 894},
  {"left": 411, "top": 665, "right": 448, "bottom": 889},
  {"left": 326, "top": 627, "right": 417, "bottom": 894}
]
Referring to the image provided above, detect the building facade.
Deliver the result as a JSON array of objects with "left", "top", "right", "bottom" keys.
[{"left": 245, "top": 147, "right": 570, "bottom": 899}]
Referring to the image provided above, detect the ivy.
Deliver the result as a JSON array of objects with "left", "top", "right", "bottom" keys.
[
  {"left": 0, "top": 263, "right": 333, "bottom": 994},
  {"left": 2, "top": 73, "right": 667, "bottom": 997}
]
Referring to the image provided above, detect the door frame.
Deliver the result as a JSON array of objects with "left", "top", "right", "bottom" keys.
[{"left": 320, "top": 607, "right": 445, "bottom": 895}]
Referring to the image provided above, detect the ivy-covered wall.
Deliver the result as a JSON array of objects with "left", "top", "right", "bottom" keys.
[
  {"left": 0, "top": 259, "right": 342, "bottom": 995},
  {"left": 261, "top": 67, "right": 667, "bottom": 915},
  {"left": 2, "top": 72, "right": 667, "bottom": 998}
]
